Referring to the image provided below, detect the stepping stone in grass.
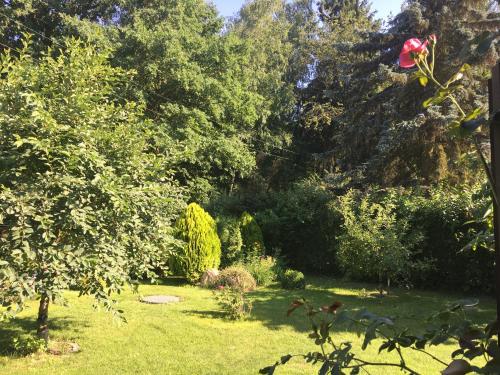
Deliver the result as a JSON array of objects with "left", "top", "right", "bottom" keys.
[{"left": 140, "top": 295, "right": 181, "bottom": 304}]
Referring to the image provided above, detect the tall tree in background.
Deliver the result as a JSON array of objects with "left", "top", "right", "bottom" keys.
[
  {"left": 0, "top": 0, "right": 120, "bottom": 52},
  {"left": 299, "top": 0, "right": 499, "bottom": 186},
  {"left": 229, "top": 0, "right": 316, "bottom": 189},
  {"left": 298, "top": 0, "right": 379, "bottom": 177}
]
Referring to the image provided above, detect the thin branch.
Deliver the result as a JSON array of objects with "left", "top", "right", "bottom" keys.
[{"left": 410, "top": 347, "right": 448, "bottom": 366}]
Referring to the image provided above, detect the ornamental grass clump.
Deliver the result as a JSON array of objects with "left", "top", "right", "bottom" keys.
[
  {"left": 243, "top": 256, "right": 279, "bottom": 287},
  {"left": 217, "top": 265, "right": 256, "bottom": 292}
]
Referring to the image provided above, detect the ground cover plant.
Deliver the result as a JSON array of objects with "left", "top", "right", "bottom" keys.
[{"left": 0, "top": 278, "right": 495, "bottom": 375}]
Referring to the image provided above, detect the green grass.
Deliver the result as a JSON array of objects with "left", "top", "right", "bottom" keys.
[{"left": 0, "top": 277, "right": 495, "bottom": 375}]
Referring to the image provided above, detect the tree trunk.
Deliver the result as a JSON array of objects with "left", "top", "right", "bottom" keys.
[{"left": 37, "top": 294, "right": 49, "bottom": 343}]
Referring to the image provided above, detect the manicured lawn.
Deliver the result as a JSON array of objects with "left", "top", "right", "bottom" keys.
[{"left": 0, "top": 278, "right": 494, "bottom": 374}]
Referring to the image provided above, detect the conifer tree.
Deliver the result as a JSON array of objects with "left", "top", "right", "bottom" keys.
[
  {"left": 174, "top": 203, "right": 221, "bottom": 281},
  {"left": 239, "top": 211, "right": 265, "bottom": 258}
]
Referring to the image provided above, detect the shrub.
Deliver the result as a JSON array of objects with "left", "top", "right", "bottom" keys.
[
  {"left": 336, "top": 190, "right": 424, "bottom": 290},
  {"left": 280, "top": 269, "right": 306, "bottom": 289},
  {"left": 254, "top": 179, "right": 341, "bottom": 273},
  {"left": 243, "top": 256, "right": 279, "bottom": 287},
  {"left": 217, "top": 265, "right": 256, "bottom": 291},
  {"left": 173, "top": 203, "right": 221, "bottom": 282},
  {"left": 394, "top": 185, "right": 493, "bottom": 292},
  {"left": 217, "top": 216, "right": 243, "bottom": 267},
  {"left": 239, "top": 211, "right": 265, "bottom": 258},
  {"left": 9, "top": 335, "right": 47, "bottom": 356},
  {"left": 213, "top": 286, "right": 252, "bottom": 320}
]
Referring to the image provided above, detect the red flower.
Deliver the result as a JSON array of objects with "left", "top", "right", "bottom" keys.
[
  {"left": 399, "top": 38, "right": 429, "bottom": 68},
  {"left": 428, "top": 34, "right": 437, "bottom": 44},
  {"left": 217, "top": 285, "right": 225, "bottom": 290}
]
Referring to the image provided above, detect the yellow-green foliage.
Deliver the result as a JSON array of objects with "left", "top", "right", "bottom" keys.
[
  {"left": 174, "top": 203, "right": 221, "bottom": 282},
  {"left": 239, "top": 211, "right": 265, "bottom": 258}
]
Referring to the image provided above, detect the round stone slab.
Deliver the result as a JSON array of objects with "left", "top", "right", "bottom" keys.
[{"left": 140, "top": 295, "right": 181, "bottom": 304}]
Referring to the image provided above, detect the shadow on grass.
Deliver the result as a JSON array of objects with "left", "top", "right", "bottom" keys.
[
  {"left": 246, "top": 277, "right": 496, "bottom": 334},
  {"left": 180, "top": 309, "right": 226, "bottom": 320},
  {"left": 0, "top": 317, "right": 85, "bottom": 356}
]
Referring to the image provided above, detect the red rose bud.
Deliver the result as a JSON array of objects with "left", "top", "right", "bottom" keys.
[{"left": 399, "top": 38, "right": 429, "bottom": 68}]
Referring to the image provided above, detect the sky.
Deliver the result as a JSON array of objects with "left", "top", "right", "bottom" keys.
[{"left": 211, "top": 0, "right": 404, "bottom": 20}]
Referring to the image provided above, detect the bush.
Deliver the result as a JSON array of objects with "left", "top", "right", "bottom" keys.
[
  {"left": 217, "top": 216, "right": 243, "bottom": 267},
  {"left": 395, "top": 185, "right": 493, "bottom": 292},
  {"left": 173, "top": 203, "right": 221, "bottom": 282},
  {"left": 217, "top": 265, "right": 256, "bottom": 291},
  {"left": 213, "top": 286, "right": 252, "bottom": 320},
  {"left": 8, "top": 335, "right": 46, "bottom": 356},
  {"left": 243, "top": 256, "right": 280, "bottom": 287},
  {"left": 0, "top": 39, "right": 184, "bottom": 336},
  {"left": 239, "top": 211, "right": 265, "bottom": 258},
  {"left": 336, "top": 190, "right": 424, "bottom": 290},
  {"left": 280, "top": 269, "right": 306, "bottom": 289},
  {"left": 254, "top": 179, "right": 341, "bottom": 274}
]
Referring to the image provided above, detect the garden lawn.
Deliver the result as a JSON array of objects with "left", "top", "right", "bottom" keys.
[{"left": 0, "top": 278, "right": 495, "bottom": 375}]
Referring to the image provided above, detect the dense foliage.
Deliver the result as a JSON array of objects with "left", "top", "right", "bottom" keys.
[
  {"left": 217, "top": 216, "right": 244, "bottom": 268},
  {"left": 280, "top": 269, "right": 306, "bottom": 290},
  {"left": 243, "top": 256, "right": 280, "bottom": 287},
  {"left": 0, "top": 39, "right": 183, "bottom": 338},
  {"left": 336, "top": 190, "right": 425, "bottom": 290},
  {"left": 1, "top": 0, "right": 500, "bottom": 346},
  {"left": 173, "top": 203, "right": 221, "bottom": 282},
  {"left": 239, "top": 211, "right": 265, "bottom": 258}
]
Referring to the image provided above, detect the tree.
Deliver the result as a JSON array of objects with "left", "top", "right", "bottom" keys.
[
  {"left": 228, "top": 0, "right": 316, "bottom": 189},
  {"left": 173, "top": 203, "right": 221, "bottom": 281},
  {"left": 0, "top": 0, "right": 120, "bottom": 53},
  {"left": 312, "top": 0, "right": 498, "bottom": 186},
  {"left": 71, "top": 0, "right": 263, "bottom": 200},
  {"left": 0, "top": 38, "right": 184, "bottom": 341}
]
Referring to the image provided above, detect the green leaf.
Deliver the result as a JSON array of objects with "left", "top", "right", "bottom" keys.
[
  {"left": 280, "top": 355, "right": 292, "bottom": 364},
  {"left": 259, "top": 366, "right": 276, "bottom": 374}
]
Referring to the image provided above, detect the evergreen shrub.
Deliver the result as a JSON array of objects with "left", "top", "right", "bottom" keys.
[
  {"left": 239, "top": 211, "right": 265, "bottom": 258},
  {"left": 217, "top": 216, "right": 243, "bottom": 267},
  {"left": 174, "top": 203, "right": 221, "bottom": 282}
]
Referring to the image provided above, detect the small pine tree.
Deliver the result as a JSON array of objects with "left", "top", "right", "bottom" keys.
[
  {"left": 239, "top": 211, "right": 265, "bottom": 258},
  {"left": 174, "top": 203, "right": 221, "bottom": 282},
  {"left": 217, "top": 216, "right": 244, "bottom": 267}
]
